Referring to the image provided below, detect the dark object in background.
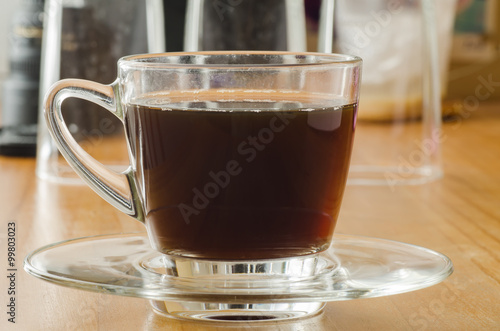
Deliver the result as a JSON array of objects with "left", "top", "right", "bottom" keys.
[
  {"left": 201, "top": 0, "right": 288, "bottom": 51},
  {"left": 57, "top": 1, "right": 150, "bottom": 142},
  {"left": 0, "top": 125, "right": 37, "bottom": 157},
  {"left": 0, "top": 0, "right": 44, "bottom": 156},
  {"left": 163, "top": 0, "right": 186, "bottom": 51},
  {"left": 58, "top": 5, "right": 115, "bottom": 141}
]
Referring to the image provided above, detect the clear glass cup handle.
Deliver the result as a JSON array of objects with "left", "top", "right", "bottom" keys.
[{"left": 44, "top": 79, "right": 143, "bottom": 222}]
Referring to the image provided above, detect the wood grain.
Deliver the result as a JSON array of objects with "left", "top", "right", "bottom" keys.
[{"left": 1, "top": 103, "right": 499, "bottom": 330}]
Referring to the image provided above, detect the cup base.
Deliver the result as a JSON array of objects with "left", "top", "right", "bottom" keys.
[
  {"left": 159, "top": 253, "right": 331, "bottom": 278},
  {"left": 150, "top": 300, "right": 325, "bottom": 322},
  {"left": 146, "top": 254, "right": 331, "bottom": 321}
]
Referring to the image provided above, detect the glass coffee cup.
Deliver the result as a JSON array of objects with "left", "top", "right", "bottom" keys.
[{"left": 43, "top": 51, "right": 362, "bottom": 318}]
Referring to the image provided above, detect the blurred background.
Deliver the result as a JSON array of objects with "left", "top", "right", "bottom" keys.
[
  {"left": 0, "top": 2, "right": 18, "bottom": 82},
  {"left": 443, "top": 0, "right": 500, "bottom": 108},
  {"left": 1, "top": 1, "right": 499, "bottom": 96},
  {"left": 0, "top": 0, "right": 499, "bottom": 157}
]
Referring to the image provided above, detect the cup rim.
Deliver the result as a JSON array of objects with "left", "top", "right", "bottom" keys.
[{"left": 118, "top": 51, "right": 362, "bottom": 70}]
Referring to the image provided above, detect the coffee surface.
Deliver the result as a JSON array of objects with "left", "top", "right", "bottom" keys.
[{"left": 125, "top": 93, "right": 356, "bottom": 260}]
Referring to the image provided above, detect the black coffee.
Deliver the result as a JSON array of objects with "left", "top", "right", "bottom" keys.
[{"left": 125, "top": 94, "right": 356, "bottom": 260}]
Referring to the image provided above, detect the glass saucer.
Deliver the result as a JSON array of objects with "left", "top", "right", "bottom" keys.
[{"left": 24, "top": 232, "right": 453, "bottom": 322}]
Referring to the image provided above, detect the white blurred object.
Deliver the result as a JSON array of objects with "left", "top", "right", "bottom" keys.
[
  {"left": 333, "top": 0, "right": 457, "bottom": 186},
  {"left": 335, "top": 0, "right": 456, "bottom": 121}
]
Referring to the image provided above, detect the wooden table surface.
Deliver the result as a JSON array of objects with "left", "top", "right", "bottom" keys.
[{"left": 1, "top": 103, "right": 499, "bottom": 330}]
